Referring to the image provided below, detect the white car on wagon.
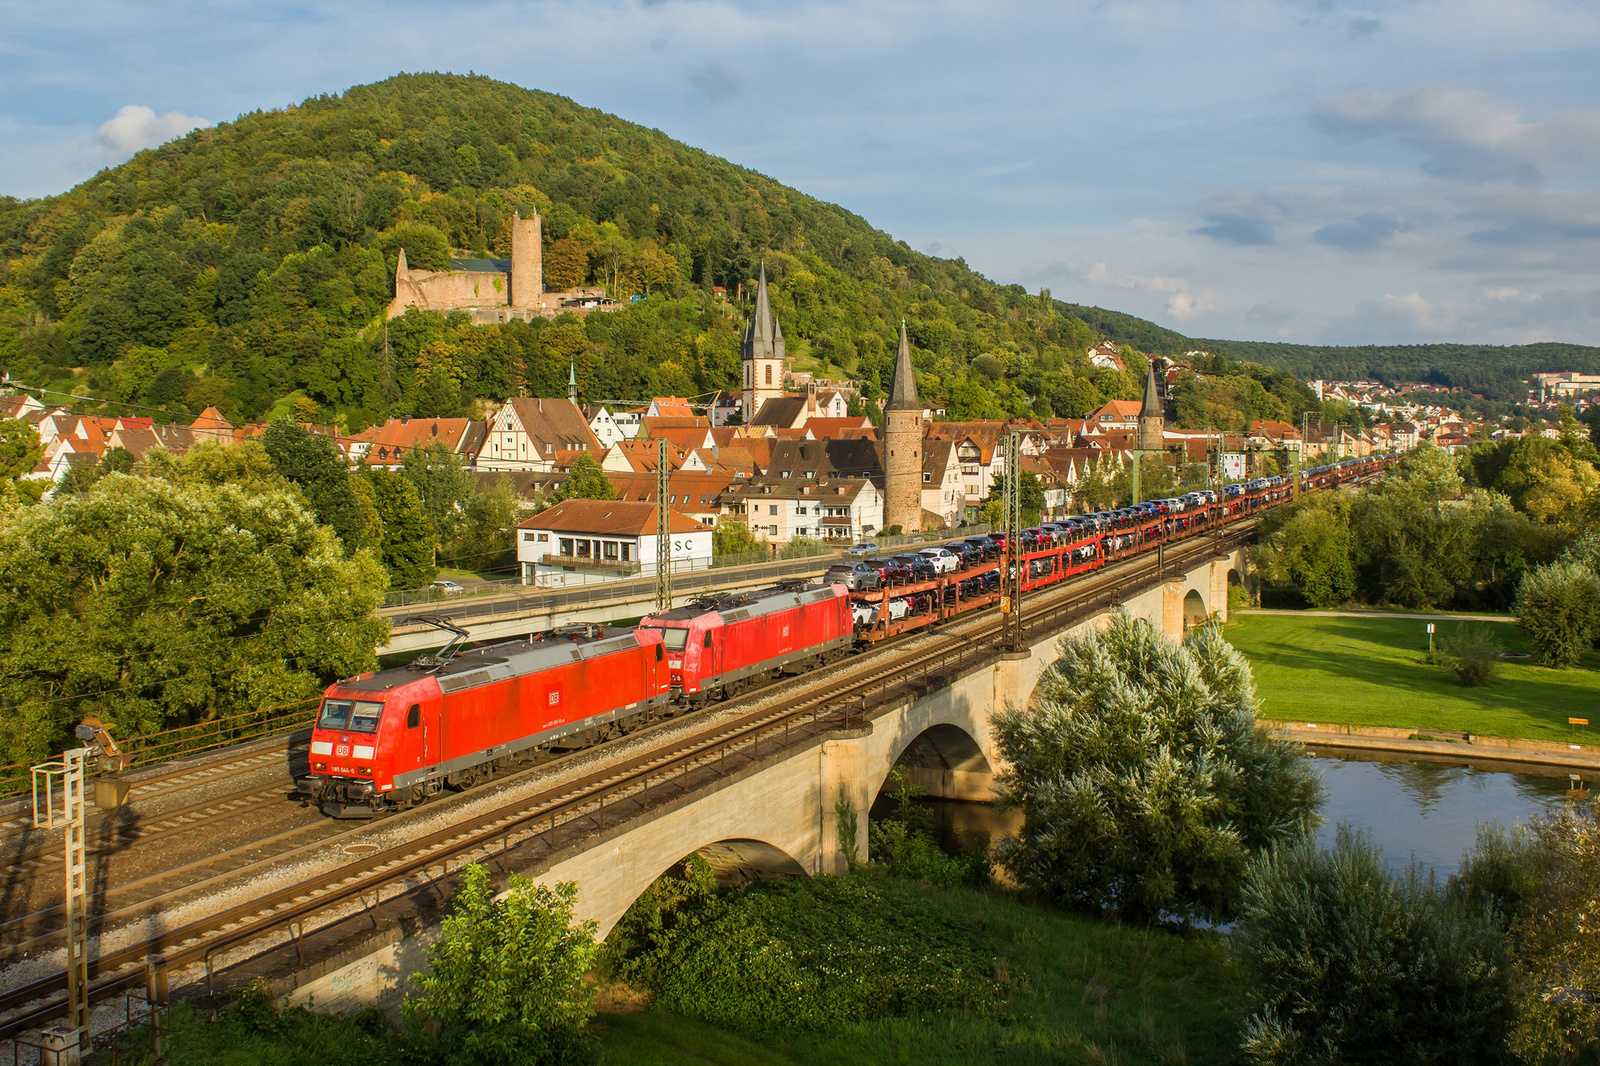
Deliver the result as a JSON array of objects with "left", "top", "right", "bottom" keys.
[{"left": 917, "top": 547, "right": 960, "bottom": 575}]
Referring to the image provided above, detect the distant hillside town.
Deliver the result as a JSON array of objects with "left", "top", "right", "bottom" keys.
[{"left": 4, "top": 265, "right": 1590, "bottom": 588}]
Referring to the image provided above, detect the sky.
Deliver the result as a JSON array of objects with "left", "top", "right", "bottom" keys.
[{"left": 2, "top": 0, "right": 1598, "bottom": 347}]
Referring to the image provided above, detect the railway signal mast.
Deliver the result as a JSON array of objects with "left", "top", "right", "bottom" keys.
[
  {"left": 655, "top": 437, "right": 672, "bottom": 613},
  {"left": 1001, "top": 430, "right": 1023, "bottom": 652},
  {"left": 30, "top": 724, "right": 105, "bottom": 1044}
]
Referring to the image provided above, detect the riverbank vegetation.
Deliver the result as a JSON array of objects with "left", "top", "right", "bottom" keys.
[{"left": 107, "top": 619, "right": 1596, "bottom": 1065}]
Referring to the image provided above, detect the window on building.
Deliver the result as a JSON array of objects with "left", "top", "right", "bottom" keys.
[
  {"left": 769, "top": 505, "right": 778, "bottom": 515},
  {"left": 768, "top": 525, "right": 778, "bottom": 535},
  {"left": 796, "top": 505, "right": 808, "bottom": 515},
  {"left": 523, "top": 531, "right": 536, "bottom": 541},
  {"left": 764, "top": 365, "right": 773, "bottom": 385},
  {"left": 781, "top": 470, "right": 791, "bottom": 478},
  {"left": 923, "top": 472, "right": 931, "bottom": 482},
  {"left": 603, "top": 541, "right": 619, "bottom": 560},
  {"left": 559, "top": 538, "right": 574, "bottom": 556}
]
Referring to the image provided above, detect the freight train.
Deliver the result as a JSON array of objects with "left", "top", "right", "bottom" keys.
[{"left": 301, "top": 455, "right": 1388, "bottom": 816}]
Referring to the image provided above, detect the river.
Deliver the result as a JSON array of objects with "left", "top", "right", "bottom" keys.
[{"left": 918, "top": 752, "right": 1591, "bottom": 878}]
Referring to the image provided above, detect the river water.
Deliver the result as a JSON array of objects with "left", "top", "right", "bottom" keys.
[{"left": 921, "top": 752, "right": 1591, "bottom": 878}]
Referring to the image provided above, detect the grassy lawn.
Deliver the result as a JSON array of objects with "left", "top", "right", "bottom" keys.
[
  {"left": 1227, "top": 612, "right": 1600, "bottom": 742},
  {"left": 593, "top": 883, "right": 1239, "bottom": 1066}
]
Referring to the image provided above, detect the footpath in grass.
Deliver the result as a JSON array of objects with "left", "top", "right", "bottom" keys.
[
  {"left": 593, "top": 881, "right": 1239, "bottom": 1066},
  {"left": 1226, "top": 612, "right": 1600, "bottom": 743}
]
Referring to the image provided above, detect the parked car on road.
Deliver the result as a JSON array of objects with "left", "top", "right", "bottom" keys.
[
  {"left": 824, "top": 562, "right": 882, "bottom": 591},
  {"left": 846, "top": 542, "right": 879, "bottom": 556},
  {"left": 430, "top": 579, "right": 467, "bottom": 596}
]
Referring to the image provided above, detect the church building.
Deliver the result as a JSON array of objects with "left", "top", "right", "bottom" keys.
[{"left": 740, "top": 264, "right": 786, "bottom": 424}]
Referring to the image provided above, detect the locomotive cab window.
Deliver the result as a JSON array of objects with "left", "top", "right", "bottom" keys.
[
  {"left": 318, "top": 698, "right": 384, "bottom": 733},
  {"left": 640, "top": 626, "right": 688, "bottom": 652},
  {"left": 407, "top": 704, "right": 421, "bottom": 729},
  {"left": 703, "top": 632, "right": 714, "bottom": 648}
]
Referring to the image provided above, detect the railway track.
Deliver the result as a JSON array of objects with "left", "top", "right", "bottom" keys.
[{"left": 0, "top": 522, "right": 1252, "bottom": 1038}]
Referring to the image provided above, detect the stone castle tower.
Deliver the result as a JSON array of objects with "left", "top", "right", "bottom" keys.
[
  {"left": 884, "top": 322, "right": 923, "bottom": 534},
  {"left": 510, "top": 211, "right": 542, "bottom": 310},
  {"left": 741, "top": 263, "right": 786, "bottom": 424},
  {"left": 1138, "top": 363, "right": 1165, "bottom": 452}
]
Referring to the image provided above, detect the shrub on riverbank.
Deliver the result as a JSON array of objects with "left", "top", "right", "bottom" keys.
[
  {"left": 1235, "top": 827, "right": 1515, "bottom": 1065},
  {"left": 994, "top": 614, "right": 1322, "bottom": 925}
]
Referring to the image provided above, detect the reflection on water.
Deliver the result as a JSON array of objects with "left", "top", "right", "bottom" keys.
[
  {"left": 914, "top": 753, "right": 1586, "bottom": 879},
  {"left": 1312, "top": 753, "right": 1576, "bottom": 878}
]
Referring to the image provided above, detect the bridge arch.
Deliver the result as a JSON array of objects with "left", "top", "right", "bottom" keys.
[
  {"left": 1183, "top": 589, "right": 1208, "bottom": 628},
  {"left": 869, "top": 722, "right": 996, "bottom": 811},
  {"left": 593, "top": 835, "right": 809, "bottom": 941}
]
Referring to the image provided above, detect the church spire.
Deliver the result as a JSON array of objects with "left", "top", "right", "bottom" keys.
[
  {"left": 1140, "top": 362, "right": 1162, "bottom": 419},
  {"left": 744, "top": 262, "right": 775, "bottom": 356},
  {"left": 568, "top": 361, "right": 578, "bottom": 406},
  {"left": 886, "top": 321, "right": 920, "bottom": 412}
]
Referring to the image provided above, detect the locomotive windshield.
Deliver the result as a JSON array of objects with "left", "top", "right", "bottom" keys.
[
  {"left": 640, "top": 626, "right": 688, "bottom": 651},
  {"left": 318, "top": 697, "right": 384, "bottom": 733}
]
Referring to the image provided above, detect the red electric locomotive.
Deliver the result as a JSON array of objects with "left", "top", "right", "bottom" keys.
[
  {"left": 638, "top": 583, "right": 853, "bottom": 703},
  {"left": 302, "top": 624, "right": 669, "bottom": 817}
]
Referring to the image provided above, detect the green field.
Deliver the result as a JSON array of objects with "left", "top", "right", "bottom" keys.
[
  {"left": 591, "top": 883, "right": 1239, "bottom": 1066},
  {"left": 1227, "top": 612, "right": 1600, "bottom": 742}
]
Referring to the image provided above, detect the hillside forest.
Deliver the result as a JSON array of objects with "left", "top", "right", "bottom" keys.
[{"left": 0, "top": 72, "right": 1557, "bottom": 434}]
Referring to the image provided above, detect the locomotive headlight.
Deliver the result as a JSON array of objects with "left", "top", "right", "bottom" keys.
[{"left": 313, "top": 761, "right": 327, "bottom": 770}]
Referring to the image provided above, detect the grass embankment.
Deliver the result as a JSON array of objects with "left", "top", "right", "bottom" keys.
[
  {"left": 1227, "top": 612, "right": 1600, "bottom": 742},
  {"left": 595, "top": 878, "right": 1238, "bottom": 1066}
]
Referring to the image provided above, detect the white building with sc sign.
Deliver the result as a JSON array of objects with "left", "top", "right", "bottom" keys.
[{"left": 516, "top": 498, "right": 713, "bottom": 585}]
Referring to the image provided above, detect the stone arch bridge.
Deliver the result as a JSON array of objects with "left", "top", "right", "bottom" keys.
[{"left": 286, "top": 543, "right": 1248, "bottom": 1012}]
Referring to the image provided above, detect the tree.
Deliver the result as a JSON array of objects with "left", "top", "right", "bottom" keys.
[
  {"left": 1456, "top": 810, "right": 1600, "bottom": 1063},
  {"left": 0, "top": 418, "right": 42, "bottom": 480},
  {"left": 1236, "top": 828, "right": 1514, "bottom": 1065},
  {"left": 712, "top": 515, "right": 761, "bottom": 556},
  {"left": 406, "top": 864, "right": 599, "bottom": 1066},
  {"left": 0, "top": 473, "right": 388, "bottom": 764},
  {"left": 992, "top": 614, "right": 1323, "bottom": 925},
  {"left": 552, "top": 452, "right": 615, "bottom": 502},
  {"left": 980, "top": 468, "right": 1045, "bottom": 527},
  {"left": 261, "top": 421, "right": 369, "bottom": 553},
  {"left": 543, "top": 237, "right": 589, "bottom": 291},
  {"left": 1256, "top": 497, "right": 1356, "bottom": 607},
  {"left": 363, "top": 468, "right": 436, "bottom": 589},
  {"left": 1513, "top": 560, "right": 1600, "bottom": 667},
  {"left": 400, "top": 439, "right": 473, "bottom": 548},
  {"left": 442, "top": 476, "right": 521, "bottom": 575}
]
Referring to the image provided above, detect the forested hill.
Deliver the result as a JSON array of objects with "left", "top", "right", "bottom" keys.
[
  {"left": 0, "top": 72, "right": 1158, "bottom": 428},
  {"left": 1190, "top": 340, "right": 1600, "bottom": 400},
  {"left": 0, "top": 72, "right": 1587, "bottom": 428}
]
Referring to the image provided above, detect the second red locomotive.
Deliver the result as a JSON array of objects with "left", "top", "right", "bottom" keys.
[{"left": 638, "top": 583, "right": 853, "bottom": 704}]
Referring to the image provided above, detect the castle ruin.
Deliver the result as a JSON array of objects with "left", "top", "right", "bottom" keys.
[{"left": 386, "top": 211, "right": 609, "bottom": 323}]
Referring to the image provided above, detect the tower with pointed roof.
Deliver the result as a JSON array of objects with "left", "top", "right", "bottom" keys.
[
  {"left": 884, "top": 323, "right": 923, "bottom": 533},
  {"left": 741, "top": 263, "right": 786, "bottom": 424},
  {"left": 1138, "top": 363, "right": 1165, "bottom": 453}
]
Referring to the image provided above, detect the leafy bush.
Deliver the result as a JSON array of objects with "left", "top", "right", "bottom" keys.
[
  {"left": 1456, "top": 808, "right": 1600, "bottom": 1063},
  {"left": 1514, "top": 560, "right": 1600, "bottom": 667},
  {"left": 406, "top": 865, "right": 599, "bottom": 1066},
  {"left": 1438, "top": 623, "right": 1502, "bottom": 686},
  {"left": 605, "top": 872, "right": 1006, "bottom": 1032},
  {"left": 867, "top": 767, "right": 990, "bottom": 888},
  {"left": 1235, "top": 828, "right": 1514, "bottom": 1065},
  {"left": 993, "top": 614, "right": 1323, "bottom": 925}
]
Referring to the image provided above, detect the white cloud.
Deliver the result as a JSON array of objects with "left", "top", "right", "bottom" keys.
[
  {"left": 1314, "top": 85, "right": 1600, "bottom": 185},
  {"left": 95, "top": 104, "right": 211, "bottom": 161},
  {"left": 1085, "top": 262, "right": 1216, "bottom": 320}
]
